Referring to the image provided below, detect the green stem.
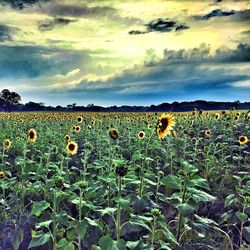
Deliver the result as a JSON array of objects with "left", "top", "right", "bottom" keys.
[
  {"left": 53, "top": 192, "right": 57, "bottom": 250},
  {"left": 151, "top": 217, "right": 156, "bottom": 249},
  {"left": 177, "top": 181, "right": 187, "bottom": 242},
  {"left": 116, "top": 175, "right": 122, "bottom": 240},
  {"left": 78, "top": 188, "right": 82, "bottom": 250}
]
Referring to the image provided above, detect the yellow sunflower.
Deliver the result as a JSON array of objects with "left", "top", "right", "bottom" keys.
[
  {"left": 77, "top": 116, "right": 83, "bottom": 123},
  {"left": 5, "top": 139, "right": 11, "bottom": 149},
  {"left": 239, "top": 136, "right": 248, "bottom": 145},
  {"left": 109, "top": 128, "right": 119, "bottom": 140},
  {"left": 64, "top": 135, "right": 70, "bottom": 142},
  {"left": 0, "top": 171, "right": 4, "bottom": 179},
  {"left": 138, "top": 131, "right": 145, "bottom": 139},
  {"left": 234, "top": 115, "right": 240, "bottom": 121},
  {"left": 27, "top": 129, "right": 37, "bottom": 142},
  {"left": 214, "top": 113, "right": 220, "bottom": 120},
  {"left": 156, "top": 113, "right": 175, "bottom": 140},
  {"left": 204, "top": 129, "right": 212, "bottom": 137},
  {"left": 74, "top": 126, "right": 81, "bottom": 132},
  {"left": 66, "top": 141, "right": 78, "bottom": 155}
]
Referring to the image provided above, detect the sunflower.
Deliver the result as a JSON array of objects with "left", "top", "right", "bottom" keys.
[
  {"left": 156, "top": 113, "right": 175, "bottom": 140},
  {"left": 16, "top": 137, "right": 20, "bottom": 141},
  {"left": 239, "top": 135, "right": 248, "bottom": 145},
  {"left": 74, "top": 126, "right": 81, "bottom": 132},
  {"left": 27, "top": 129, "right": 37, "bottom": 142},
  {"left": 66, "top": 141, "right": 78, "bottom": 155},
  {"left": 234, "top": 115, "right": 240, "bottom": 121},
  {"left": 204, "top": 129, "right": 211, "bottom": 137},
  {"left": 0, "top": 171, "right": 4, "bottom": 179},
  {"left": 214, "top": 113, "right": 220, "bottom": 120},
  {"left": 109, "top": 128, "right": 119, "bottom": 140},
  {"left": 77, "top": 116, "right": 83, "bottom": 123},
  {"left": 64, "top": 135, "right": 70, "bottom": 142},
  {"left": 138, "top": 131, "right": 145, "bottom": 139},
  {"left": 5, "top": 139, "right": 11, "bottom": 149}
]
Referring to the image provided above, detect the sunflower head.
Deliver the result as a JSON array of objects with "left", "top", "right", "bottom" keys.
[
  {"left": 214, "top": 113, "right": 220, "bottom": 120},
  {"left": 204, "top": 129, "right": 212, "bottom": 137},
  {"left": 64, "top": 135, "right": 70, "bottom": 142},
  {"left": 156, "top": 113, "right": 175, "bottom": 140},
  {"left": 138, "top": 131, "right": 145, "bottom": 139},
  {"left": 27, "top": 129, "right": 37, "bottom": 142},
  {"left": 0, "top": 171, "right": 5, "bottom": 179},
  {"left": 66, "top": 141, "right": 78, "bottom": 155},
  {"left": 77, "top": 116, "right": 83, "bottom": 123},
  {"left": 239, "top": 135, "right": 248, "bottom": 145},
  {"left": 109, "top": 128, "right": 119, "bottom": 140},
  {"left": 234, "top": 115, "right": 240, "bottom": 121},
  {"left": 74, "top": 126, "right": 81, "bottom": 132},
  {"left": 16, "top": 137, "right": 20, "bottom": 141},
  {"left": 5, "top": 139, "right": 11, "bottom": 149}
]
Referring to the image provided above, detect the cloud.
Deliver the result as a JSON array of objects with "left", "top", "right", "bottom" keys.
[
  {"left": 38, "top": 17, "right": 76, "bottom": 32},
  {"left": 0, "top": 44, "right": 91, "bottom": 79},
  {"left": 0, "top": 24, "right": 13, "bottom": 41},
  {"left": 129, "top": 18, "right": 189, "bottom": 35},
  {"left": 0, "top": 0, "right": 48, "bottom": 9},
  {"left": 175, "top": 24, "right": 189, "bottom": 31},
  {"left": 162, "top": 43, "right": 250, "bottom": 64},
  {"left": 232, "top": 9, "right": 250, "bottom": 22},
  {"left": 56, "top": 43, "right": 250, "bottom": 103},
  {"left": 147, "top": 18, "right": 176, "bottom": 32},
  {"left": 194, "top": 9, "right": 236, "bottom": 20}
]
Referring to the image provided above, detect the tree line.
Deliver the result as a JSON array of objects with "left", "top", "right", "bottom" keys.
[{"left": 0, "top": 89, "right": 249, "bottom": 112}]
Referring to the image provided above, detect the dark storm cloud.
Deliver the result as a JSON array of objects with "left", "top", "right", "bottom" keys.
[
  {"left": 147, "top": 19, "right": 176, "bottom": 32},
  {"left": 0, "top": 24, "right": 13, "bottom": 41},
  {"left": 38, "top": 17, "right": 76, "bottom": 32},
  {"left": 0, "top": 45, "right": 91, "bottom": 78},
  {"left": 62, "top": 42, "right": 250, "bottom": 102},
  {"left": 129, "top": 18, "right": 189, "bottom": 35},
  {"left": 194, "top": 9, "right": 236, "bottom": 20},
  {"left": 0, "top": 0, "right": 49, "bottom": 9},
  {"left": 232, "top": 9, "right": 250, "bottom": 22},
  {"left": 175, "top": 24, "right": 189, "bottom": 31},
  {"left": 162, "top": 43, "right": 250, "bottom": 64}
]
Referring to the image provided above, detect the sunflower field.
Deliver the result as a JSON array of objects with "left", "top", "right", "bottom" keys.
[{"left": 0, "top": 110, "right": 249, "bottom": 250}]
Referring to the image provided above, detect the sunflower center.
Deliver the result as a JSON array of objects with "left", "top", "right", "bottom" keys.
[
  {"left": 240, "top": 137, "right": 245, "bottom": 142},
  {"left": 29, "top": 131, "right": 35, "bottom": 138},
  {"left": 159, "top": 118, "right": 168, "bottom": 131},
  {"left": 69, "top": 144, "right": 75, "bottom": 151}
]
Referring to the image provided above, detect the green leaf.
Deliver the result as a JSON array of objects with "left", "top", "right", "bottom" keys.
[
  {"left": 57, "top": 238, "right": 75, "bottom": 250},
  {"left": 158, "top": 220, "right": 178, "bottom": 245},
  {"left": 28, "top": 232, "right": 51, "bottom": 248},
  {"left": 98, "top": 235, "right": 126, "bottom": 250},
  {"left": 31, "top": 201, "right": 50, "bottom": 217},
  {"left": 188, "top": 176, "right": 210, "bottom": 190},
  {"left": 98, "top": 207, "right": 117, "bottom": 216},
  {"left": 236, "top": 212, "right": 248, "bottom": 222},
  {"left": 36, "top": 220, "right": 53, "bottom": 228},
  {"left": 160, "top": 175, "right": 181, "bottom": 189},
  {"left": 225, "top": 194, "right": 238, "bottom": 207},
  {"left": 177, "top": 203, "right": 195, "bottom": 215}
]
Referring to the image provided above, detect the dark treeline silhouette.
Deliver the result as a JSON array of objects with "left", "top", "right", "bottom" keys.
[{"left": 0, "top": 89, "right": 249, "bottom": 112}]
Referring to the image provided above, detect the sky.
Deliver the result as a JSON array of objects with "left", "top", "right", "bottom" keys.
[{"left": 0, "top": 0, "right": 249, "bottom": 106}]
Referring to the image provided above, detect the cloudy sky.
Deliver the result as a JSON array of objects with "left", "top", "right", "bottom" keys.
[{"left": 0, "top": 0, "right": 249, "bottom": 106}]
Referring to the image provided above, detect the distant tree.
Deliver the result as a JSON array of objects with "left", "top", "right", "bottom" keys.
[{"left": 0, "top": 89, "right": 21, "bottom": 112}]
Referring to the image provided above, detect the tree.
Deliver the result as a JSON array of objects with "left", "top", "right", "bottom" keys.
[{"left": 0, "top": 89, "right": 21, "bottom": 112}]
